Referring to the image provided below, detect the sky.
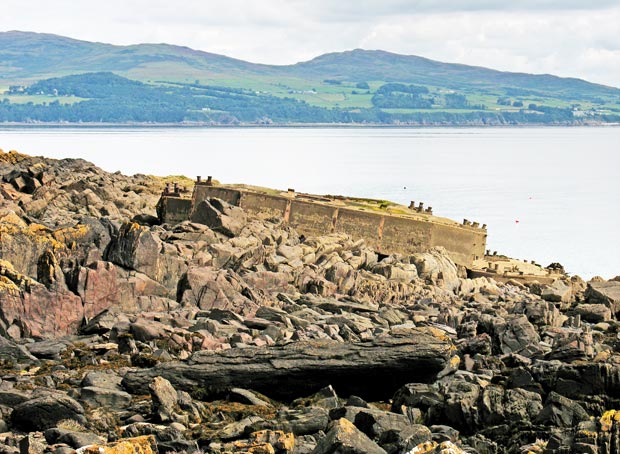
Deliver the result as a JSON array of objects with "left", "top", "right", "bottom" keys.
[{"left": 1, "top": 0, "right": 619, "bottom": 87}]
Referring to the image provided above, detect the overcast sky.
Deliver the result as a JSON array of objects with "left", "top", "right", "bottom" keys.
[{"left": 2, "top": 0, "right": 619, "bottom": 87}]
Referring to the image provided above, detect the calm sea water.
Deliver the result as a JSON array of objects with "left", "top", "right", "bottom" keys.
[{"left": 1, "top": 126, "right": 618, "bottom": 280}]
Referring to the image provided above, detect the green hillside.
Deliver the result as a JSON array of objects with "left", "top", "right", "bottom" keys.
[{"left": 1, "top": 31, "right": 619, "bottom": 125}]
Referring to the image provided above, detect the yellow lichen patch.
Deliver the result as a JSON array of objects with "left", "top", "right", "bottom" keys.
[
  {"left": 230, "top": 441, "right": 276, "bottom": 454},
  {"left": 426, "top": 327, "right": 450, "bottom": 341},
  {"left": 0, "top": 211, "right": 28, "bottom": 228},
  {"left": 0, "top": 260, "right": 35, "bottom": 292},
  {"left": 1, "top": 215, "right": 64, "bottom": 253},
  {"left": 126, "top": 221, "right": 147, "bottom": 233},
  {"left": 593, "top": 350, "right": 612, "bottom": 362},
  {"left": 0, "top": 149, "right": 30, "bottom": 164},
  {"left": 78, "top": 435, "right": 157, "bottom": 454},
  {"left": 53, "top": 223, "right": 91, "bottom": 248},
  {"left": 28, "top": 224, "right": 64, "bottom": 249},
  {"left": 449, "top": 355, "right": 461, "bottom": 369},
  {"left": 249, "top": 430, "right": 294, "bottom": 453},
  {"left": 337, "top": 418, "right": 358, "bottom": 435},
  {"left": 19, "top": 366, "right": 41, "bottom": 376},
  {"left": 577, "top": 429, "right": 597, "bottom": 442},
  {"left": 437, "top": 441, "right": 467, "bottom": 454},
  {"left": 0, "top": 275, "right": 21, "bottom": 295},
  {"left": 409, "top": 441, "right": 437, "bottom": 454},
  {"left": 600, "top": 410, "right": 620, "bottom": 432}
]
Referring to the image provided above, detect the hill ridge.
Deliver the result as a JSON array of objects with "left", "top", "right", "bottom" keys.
[{"left": 1, "top": 30, "right": 618, "bottom": 91}]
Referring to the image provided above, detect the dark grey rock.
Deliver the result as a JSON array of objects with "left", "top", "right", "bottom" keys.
[
  {"left": 277, "top": 406, "right": 329, "bottom": 436},
  {"left": 11, "top": 395, "right": 86, "bottom": 431},
  {"left": 534, "top": 391, "right": 589, "bottom": 427},
  {"left": 391, "top": 383, "right": 444, "bottom": 417},
  {"left": 81, "top": 371, "right": 123, "bottom": 389},
  {"left": 44, "top": 428, "right": 105, "bottom": 449},
  {"left": 122, "top": 331, "right": 451, "bottom": 402},
  {"left": 228, "top": 388, "right": 272, "bottom": 407},
  {"left": 353, "top": 406, "right": 412, "bottom": 440},
  {"left": 80, "top": 386, "right": 132, "bottom": 409},
  {"left": 0, "top": 336, "right": 38, "bottom": 366},
  {"left": 575, "top": 303, "right": 612, "bottom": 323},
  {"left": 25, "top": 339, "right": 71, "bottom": 360}
]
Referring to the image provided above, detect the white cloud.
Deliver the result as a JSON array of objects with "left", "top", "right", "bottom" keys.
[{"left": 1, "top": 0, "right": 619, "bottom": 86}]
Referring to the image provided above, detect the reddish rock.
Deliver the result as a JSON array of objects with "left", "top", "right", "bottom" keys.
[{"left": 1, "top": 261, "right": 83, "bottom": 339}]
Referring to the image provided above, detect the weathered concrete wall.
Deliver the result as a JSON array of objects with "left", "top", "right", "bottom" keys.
[
  {"left": 288, "top": 200, "right": 337, "bottom": 237},
  {"left": 160, "top": 185, "right": 487, "bottom": 268},
  {"left": 381, "top": 216, "right": 432, "bottom": 256},
  {"left": 192, "top": 185, "right": 240, "bottom": 207},
  {"left": 429, "top": 223, "right": 486, "bottom": 267},
  {"left": 335, "top": 209, "right": 383, "bottom": 251},
  {"left": 239, "top": 192, "right": 289, "bottom": 221},
  {"left": 157, "top": 197, "right": 192, "bottom": 225}
]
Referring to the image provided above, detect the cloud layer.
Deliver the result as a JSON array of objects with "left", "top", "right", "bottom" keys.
[{"left": 2, "top": 0, "right": 619, "bottom": 86}]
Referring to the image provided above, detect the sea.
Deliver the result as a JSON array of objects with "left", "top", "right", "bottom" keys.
[{"left": 1, "top": 126, "right": 618, "bottom": 280}]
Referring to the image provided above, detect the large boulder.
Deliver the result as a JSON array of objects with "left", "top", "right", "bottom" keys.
[
  {"left": 411, "top": 247, "right": 460, "bottom": 292},
  {"left": 105, "top": 222, "right": 161, "bottom": 276},
  {"left": 586, "top": 281, "right": 620, "bottom": 316},
  {"left": 534, "top": 392, "right": 589, "bottom": 427},
  {"left": 541, "top": 279, "right": 572, "bottom": 303},
  {"left": 11, "top": 394, "right": 86, "bottom": 431},
  {"left": 0, "top": 260, "right": 84, "bottom": 339},
  {"left": 480, "top": 385, "right": 543, "bottom": 427},
  {"left": 496, "top": 315, "right": 541, "bottom": 357},
  {"left": 73, "top": 260, "right": 172, "bottom": 315},
  {"left": 575, "top": 303, "right": 612, "bottom": 323},
  {"left": 191, "top": 197, "right": 247, "bottom": 237},
  {"left": 122, "top": 330, "right": 452, "bottom": 401},
  {"left": 0, "top": 212, "right": 57, "bottom": 278}
]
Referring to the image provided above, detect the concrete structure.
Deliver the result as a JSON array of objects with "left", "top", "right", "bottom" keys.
[
  {"left": 158, "top": 177, "right": 488, "bottom": 268},
  {"left": 469, "top": 255, "right": 563, "bottom": 284}
]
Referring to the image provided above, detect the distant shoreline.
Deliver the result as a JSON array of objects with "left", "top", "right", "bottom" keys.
[{"left": 1, "top": 122, "right": 619, "bottom": 128}]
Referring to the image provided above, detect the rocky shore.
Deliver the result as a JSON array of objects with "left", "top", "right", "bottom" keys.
[{"left": 1, "top": 148, "right": 620, "bottom": 454}]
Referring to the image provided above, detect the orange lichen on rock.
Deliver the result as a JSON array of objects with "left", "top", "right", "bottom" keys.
[
  {"left": 0, "top": 149, "right": 30, "bottom": 164},
  {"left": 249, "top": 430, "right": 295, "bottom": 453},
  {"left": 53, "top": 223, "right": 91, "bottom": 249},
  {"left": 78, "top": 435, "right": 158, "bottom": 454},
  {"left": 0, "top": 259, "right": 34, "bottom": 292},
  {"left": 600, "top": 409, "right": 620, "bottom": 432}
]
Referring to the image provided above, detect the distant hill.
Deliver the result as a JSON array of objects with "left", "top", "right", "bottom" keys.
[
  {"left": 289, "top": 49, "right": 620, "bottom": 100},
  {"left": 1, "top": 31, "right": 619, "bottom": 125},
  {"left": 0, "top": 31, "right": 272, "bottom": 81}
]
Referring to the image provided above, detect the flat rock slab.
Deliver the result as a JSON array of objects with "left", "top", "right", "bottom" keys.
[{"left": 122, "top": 329, "right": 451, "bottom": 401}]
